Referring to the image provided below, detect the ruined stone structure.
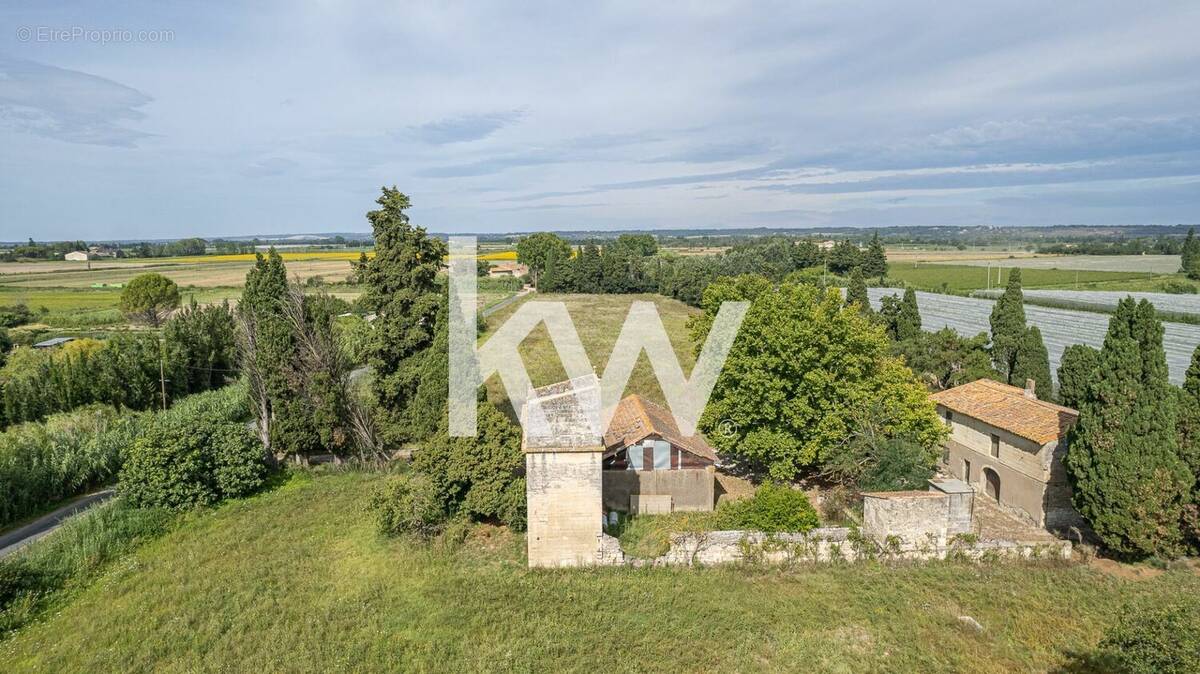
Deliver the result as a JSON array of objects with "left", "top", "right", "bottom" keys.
[{"left": 523, "top": 376, "right": 608, "bottom": 568}]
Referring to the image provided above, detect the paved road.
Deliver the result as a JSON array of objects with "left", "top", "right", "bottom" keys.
[
  {"left": 482, "top": 287, "right": 533, "bottom": 319},
  {"left": 0, "top": 489, "right": 115, "bottom": 559}
]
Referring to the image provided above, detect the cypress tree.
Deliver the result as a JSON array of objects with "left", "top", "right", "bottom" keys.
[
  {"left": 1056, "top": 344, "right": 1100, "bottom": 409},
  {"left": 1177, "top": 344, "right": 1200, "bottom": 477},
  {"left": 862, "top": 231, "right": 888, "bottom": 282},
  {"left": 896, "top": 287, "right": 922, "bottom": 341},
  {"left": 541, "top": 246, "right": 562, "bottom": 292},
  {"left": 1181, "top": 227, "right": 1198, "bottom": 275},
  {"left": 355, "top": 187, "right": 447, "bottom": 446},
  {"left": 1065, "top": 297, "right": 1192, "bottom": 558},
  {"left": 1012, "top": 326, "right": 1052, "bottom": 400},
  {"left": 989, "top": 268, "right": 1027, "bottom": 384},
  {"left": 845, "top": 268, "right": 871, "bottom": 315}
]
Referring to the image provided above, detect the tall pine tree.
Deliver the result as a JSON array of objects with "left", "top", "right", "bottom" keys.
[
  {"left": 897, "top": 287, "right": 922, "bottom": 341},
  {"left": 989, "top": 268, "right": 1027, "bottom": 384},
  {"left": 1180, "top": 227, "right": 1198, "bottom": 275},
  {"left": 1177, "top": 344, "right": 1200, "bottom": 478},
  {"left": 1065, "top": 297, "right": 1192, "bottom": 558},
  {"left": 845, "top": 268, "right": 871, "bottom": 315},
  {"left": 1012, "top": 326, "right": 1052, "bottom": 400},
  {"left": 862, "top": 231, "right": 888, "bottom": 282},
  {"left": 356, "top": 188, "right": 447, "bottom": 445},
  {"left": 1056, "top": 344, "right": 1100, "bottom": 409}
]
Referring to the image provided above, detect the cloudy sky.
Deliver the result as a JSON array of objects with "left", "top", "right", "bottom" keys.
[{"left": 1, "top": 1, "right": 1198, "bottom": 240}]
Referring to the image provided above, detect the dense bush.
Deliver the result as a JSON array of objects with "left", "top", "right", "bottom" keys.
[
  {"left": 119, "top": 384, "right": 265, "bottom": 510},
  {"left": 0, "top": 405, "right": 142, "bottom": 528},
  {"left": 715, "top": 482, "right": 819, "bottom": 532},
  {"left": 366, "top": 472, "right": 446, "bottom": 539},
  {"left": 858, "top": 439, "right": 937, "bottom": 492},
  {"left": 1088, "top": 596, "right": 1200, "bottom": 673},
  {"left": 413, "top": 401, "right": 526, "bottom": 529},
  {"left": 1, "top": 304, "right": 236, "bottom": 429}
]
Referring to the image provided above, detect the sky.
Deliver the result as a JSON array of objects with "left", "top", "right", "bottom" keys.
[{"left": 1, "top": 1, "right": 1198, "bottom": 240}]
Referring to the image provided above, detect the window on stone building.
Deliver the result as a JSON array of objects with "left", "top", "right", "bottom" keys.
[{"left": 990, "top": 433, "right": 1000, "bottom": 458}]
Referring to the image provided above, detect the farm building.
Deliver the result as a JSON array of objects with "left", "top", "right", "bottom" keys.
[
  {"left": 64, "top": 251, "right": 91, "bottom": 261},
  {"left": 487, "top": 261, "right": 529, "bottom": 278},
  {"left": 601, "top": 394, "right": 716, "bottom": 513},
  {"left": 931, "top": 378, "right": 1082, "bottom": 531}
]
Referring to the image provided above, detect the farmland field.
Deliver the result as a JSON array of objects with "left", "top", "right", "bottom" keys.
[
  {"left": 888, "top": 263, "right": 1160, "bottom": 293},
  {"left": 2, "top": 471, "right": 1196, "bottom": 673},
  {"left": 867, "top": 288, "right": 1200, "bottom": 385},
  {"left": 937, "top": 254, "right": 1181, "bottom": 274},
  {"left": 973, "top": 288, "right": 1200, "bottom": 318},
  {"left": 481, "top": 293, "right": 699, "bottom": 412}
]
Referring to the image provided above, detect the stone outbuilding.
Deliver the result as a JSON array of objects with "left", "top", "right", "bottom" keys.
[{"left": 930, "top": 378, "right": 1082, "bottom": 530}]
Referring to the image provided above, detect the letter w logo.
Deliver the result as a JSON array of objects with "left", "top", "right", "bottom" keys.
[{"left": 447, "top": 237, "right": 747, "bottom": 437}]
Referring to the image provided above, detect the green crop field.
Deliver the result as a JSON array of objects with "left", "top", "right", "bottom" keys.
[
  {"left": 888, "top": 263, "right": 1164, "bottom": 293},
  {"left": 2, "top": 471, "right": 1195, "bottom": 673},
  {"left": 481, "top": 293, "right": 699, "bottom": 413}
]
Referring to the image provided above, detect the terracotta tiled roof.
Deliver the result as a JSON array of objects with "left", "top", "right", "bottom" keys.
[
  {"left": 930, "top": 379, "right": 1078, "bottom": 445},
  {"left": 602, "top": 394, "right": 717, "bottom": 462}
]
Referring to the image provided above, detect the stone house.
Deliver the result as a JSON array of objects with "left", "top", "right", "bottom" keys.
[{"left": 930, "top": 378, "right": 1082, "bottom": 530}]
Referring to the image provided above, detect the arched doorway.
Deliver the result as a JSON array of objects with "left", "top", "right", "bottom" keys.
[{"left": 983, "top": 468, "right": 1001, "bottom": 501}]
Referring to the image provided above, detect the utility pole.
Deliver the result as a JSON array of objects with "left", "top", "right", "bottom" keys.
[{"left": 159, "top": 337, "right": 167, "bottom": 411}]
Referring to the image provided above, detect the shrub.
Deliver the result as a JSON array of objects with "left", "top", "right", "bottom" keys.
[
  {"left": 0, "top": 405, "right": 140, "bottom": 528},
  {"left": 119, "top": 384, "right": 265, "bottom": 510},
  {"left": 366, "top": 472, "right": 446, "bottom": 539},
  {"left": 715, "top": 482, "right": 819, "bottom": 533},
  {"left": 858, "top": 438, "right": 936, "bottom": 492},
  {"left": 1090, "top": 596, "right": 1200, "bottom": 673},
  {"left": 1160, "top": 280, "right": 1198, "bottom": 294}
]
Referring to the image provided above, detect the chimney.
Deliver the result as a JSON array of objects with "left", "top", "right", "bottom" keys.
[{"left": 1024, "top": 378, "right": 1037, "bottom": 400}]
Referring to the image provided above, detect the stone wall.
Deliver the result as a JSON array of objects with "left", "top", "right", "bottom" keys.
[
  {"left": 602, "top": 468, "right": 715, "bottom": 512},
  {"left": 600, "top": 528, "right": 1072, "bottom": 567},
  {"left": 526, "top": 450, "right": 605, "bottom": 568},
  {"left": 862, "top": 491, "right": 953, "bottom": 550}
]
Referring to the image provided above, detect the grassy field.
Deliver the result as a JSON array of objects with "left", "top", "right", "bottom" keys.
[
  {"left": 481, "top": 293, "right": 699, "bottom": 412},
  {"left": 1, "top": 471, "right": 1196, "bottom": 673},
  {"left": 889, "top": 263, "right": 1163, "bottom": 293}
]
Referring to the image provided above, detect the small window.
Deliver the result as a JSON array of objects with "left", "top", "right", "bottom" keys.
[
  {"left": 990, "top": 434, "right": 1000, "bottom": 458},
  {"left": 944, "top": 410, "right": 953, "bottom": 425},
  {"left": 963, "top": 459, "right": 972, "bottom": 482}
]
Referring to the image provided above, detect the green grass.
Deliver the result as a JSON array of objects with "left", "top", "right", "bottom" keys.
[
  {"left": 2, "top": 471, "right": 1197, "bottom": 672},
  {"left": 482, "top": 293, "right": 699, "bottom": 411},
  {"left": 888, "top": 263, "right": 1160, "bottom": 293}
]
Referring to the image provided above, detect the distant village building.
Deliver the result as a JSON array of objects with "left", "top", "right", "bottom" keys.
[
  {"left": 64, "top": 251, "right": 91, "bottom": 261},
  {"left": 931, "top": 378, "right": 1082, "bottom": 530},
  {"left": 487, "top": 261, "right": 529, "bottom": 279}
]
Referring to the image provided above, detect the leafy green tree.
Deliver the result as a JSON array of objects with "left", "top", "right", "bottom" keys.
[
  {"left": 845, "top": 268, "right": 871, "bottom": 315},
  {"left": 515, "top": 232, "right": 572, "bottom": 287},
  {"left": 1056, "top": 344, "right": 1100, "bottom": 409},
  {"left": 614, "top": 233, "right": 658, "bottom": 256},
  {"left": 989, "top": 268, "right": 1027, "bottom": 384},
  {"left": 897, "top": 287, "right": 922, "bottom": 341},
  {"left": 827, "top": 240, "right": 862, "bottom": 275},
  {"left": 693, "top": 277, "right": 945, "bottom": 480},
  {"left": 1065, "top": 297, "right": 1192, "bottom": 558},
  {"left": 163, "top": 300, "right": 237, "bottom": 394},
  {"left": 119, "top": 273, "right": 181, "bottom": 327},
  {"left": 893, "top": 328, "right": 996, "bottom": 390},
  {"left": 355, "top": 188, "right": 447, "bottom": 446},
  {"left": 1011, "top": 325, "right": 1052, "bottom": 400},
  {"left": 239, "top": 249, "right": 294, "bottom": 459},
  {"left": 862, "top": 231, "right": 888, "bottom": 281}
]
